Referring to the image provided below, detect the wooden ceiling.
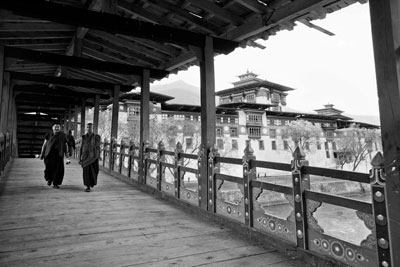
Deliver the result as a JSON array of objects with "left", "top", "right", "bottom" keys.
[{"left": 0, "top": 0, "right": 365, "bottom": 114}]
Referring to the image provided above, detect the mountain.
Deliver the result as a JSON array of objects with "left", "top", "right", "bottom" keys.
[{"left": 151, "top": 80, "right": 200, "bottom": 105}]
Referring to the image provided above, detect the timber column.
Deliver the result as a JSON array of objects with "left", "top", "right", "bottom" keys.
[
  {"left": 369, "top": 0, "right": 400, "bottom": 265},
  {"left": 198, "top": 36, "right": 216, "bottom": 210},
  {"left": 139, "top": 69, "right": 150, "bottom": 184}
]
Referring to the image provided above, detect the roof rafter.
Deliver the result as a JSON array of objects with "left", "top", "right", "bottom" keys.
[{"left": 0, "top": 0, "right": 238, "bottom": 54}]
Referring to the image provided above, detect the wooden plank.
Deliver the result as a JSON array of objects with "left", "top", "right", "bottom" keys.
[{"left": 369, "top": 0, "right": 400, "bottom": 265}]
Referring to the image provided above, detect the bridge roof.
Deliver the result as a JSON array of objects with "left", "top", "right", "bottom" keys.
[{"left": 0, "top": 0, "right": 365, "bottom": 119}]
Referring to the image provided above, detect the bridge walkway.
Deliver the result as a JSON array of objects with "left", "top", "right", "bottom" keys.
[{"left": 0, "top": 159, "right": 307, "bottom": 267}]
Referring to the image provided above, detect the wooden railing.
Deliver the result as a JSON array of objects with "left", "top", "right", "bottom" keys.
[
  {"left": 75, "top": 138, "right": 391, "bottom": 267},
  {"left": 0, "top": 132, "right": 13, "bottom": 175}
]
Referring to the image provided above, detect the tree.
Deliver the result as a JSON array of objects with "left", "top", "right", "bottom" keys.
[
  {"left": 335, "top": 125, "right": 381, "bottom": 171},
  {"left": 281, "top": 119, "right": 322, "bottom": 153}
]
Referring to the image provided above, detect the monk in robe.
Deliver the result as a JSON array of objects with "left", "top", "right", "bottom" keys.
[
  {"left": 40, "top": 122, "right": 70, "bottom": 189},
  {"left": 79, "top": 123, "right": 101, "bottom": 192}
]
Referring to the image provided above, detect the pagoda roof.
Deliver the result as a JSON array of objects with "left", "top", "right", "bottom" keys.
[
  {"left": 217, "top": 102, "right": 276, "bottom": 110},
  {"left": 161, "top": 103, "right": 238, "bottom": 115},
  {"left": 216, "top": 80, "right": 295, "bottom": 96}
]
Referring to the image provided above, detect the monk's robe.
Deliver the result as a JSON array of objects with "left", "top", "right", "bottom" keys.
[
  {"left": 80, "top": 133, "right": 101, "bottom": 188},
  {"left": 41, "top": 132, "right": 68, "bottom": 186}
]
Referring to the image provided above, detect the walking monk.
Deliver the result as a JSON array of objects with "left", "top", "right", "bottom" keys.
[
  {"left": 40, "top": 122, "right": 70, "bottom": 189},
  {"left": 79, "top": 123, "right": 101, "bottom": 192}
]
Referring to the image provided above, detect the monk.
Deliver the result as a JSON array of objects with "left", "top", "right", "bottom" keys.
[
  {"left": 79, "top": 123, "right": 101, "bottom": 192},
  {"left": 40, "top": 122, "right": 70, "bottom": 189}
]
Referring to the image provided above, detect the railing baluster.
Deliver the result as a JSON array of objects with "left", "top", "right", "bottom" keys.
[
  {"left": 174, "top": 142, "right": 183, "bottom": 198},
  {"left": 291, "top": 146, "right": 309, "bottom": 249},
  {"left": 369, "top": 152, "right": 391, "bottom": 267},
  {"left": 157, "top": 141, "right": 165, "bottom": 191},
  {"left": 128, "top": 141, "right": 134, "bottom": 178},
  {"left": 119, "top": 142, "right": 124, "bottom": 174},
  {"left": 243, "top": 143, "right": 256, "bottom": 227},
  {"left": 207, "top": 147, "right": 219, "bottom": 212}
]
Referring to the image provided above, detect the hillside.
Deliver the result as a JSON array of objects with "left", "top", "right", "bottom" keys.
[{"left": 151, "top": 80, "right": 200, "bottom": 105}]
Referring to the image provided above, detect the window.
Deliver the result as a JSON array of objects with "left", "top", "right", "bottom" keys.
[
  {"left": 247, "top": 113, "right": 262, "bottom": 124},
  {"left": 217, "top": 139, "right": 224, "bottom": 150},
  {"left": 246, "top": 93, "right": 255, "bottom": 102},
  {"left": 248, "top": 127, "right": 261, "bottom": 137},
  {"left": 232, "top": 140, "right": 238, "bottom": 150},
  {"left": 326, "top": 151, "right": 330, "bottom": 158},
  {"left": 271, "top": 141, "right": 277, "bottom": 150},
  {"left": 283, "top": 140, "right": 289, "bottom": 150},
  {"left": 269, "top": 129, "right": 276, "bottom": 138},
  {"left": 216, "top": 127, "right": 222, "bottom": 137},
  {"left": 259, "top": 140, "right": 265, "bottom": 150},
  {"left": 326, "top": 130, "right": 334, "bottom": 138},
  {"left": 230, "top": 127, "right": 238, "bottom": 137},
  {"left": 186, "top": 138, "right": 193, "bottom": 149},
  {"left": 233, "top": 96, "right": 242, "bottom": 102},
  {"left": 268, "top": 119, "right": 275, "bottom": 126},
  {"left": 234, "top": 117, "right": 239, "bottom": 124},
  {"left": 324, "top": 142, "right": 329, "bottom": 150},
  {"left": 276, "top": 120, "right": 281, "bottom": 126},
  {"left": 162, "top": 114, "right": 168, "bottom": 120},
  {"left": 317, "top": 142, "right": 321, "bottom": 150}
]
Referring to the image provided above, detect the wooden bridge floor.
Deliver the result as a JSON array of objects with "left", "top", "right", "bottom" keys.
[{"left": 0, "top": 159, "right": 307, "bottom": 267}]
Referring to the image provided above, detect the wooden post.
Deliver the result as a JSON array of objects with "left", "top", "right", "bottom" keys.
[
  {"left": 174, "top": 142, "right": 184, "bottom": 198},
  {"left": 128, "top": 140, "right": 135, "bottom": 178},
  {"left": 139, "top": 69, "right": 150, "bottom": 184},
  {"left": 119, "top": 141, "right": 124, "bottom": 174},
  {"left": 111, "top": 85, "right": 120, "bottom": 141},
  {"left": 243, "top": 142, "right": 256, "bottom": 227},
  {"left": 93, "top": 94, "right": 100, "bottom": 134},
  {"left": 198, "top": 36, "right": 216, "bottom": 211},
  {"left": 67, "top": 105, "right": 72, "bottom": 131},
  {"left": 1, "top": 72, "right": 10, "bottom": 133},
  {"left": 369, "top": 1, "right": 400, "bottom": 265},
  {"left": 0, "top": 45, "right": 5, "bottom": 133},
  {"left": 74, "top": 104, "right": 78, "bottom": 138},
  {"left": 369, "top": 152, "right": 391, "bottom": 266},
  {"left": 80, "top": 99, "right": 86, "bottom": 136},
  {"left": 291, "top": 146, "right": 309, "bottom": 249},
  {"left": 157, "top": 141, "right": 165, "bottom": 191}
]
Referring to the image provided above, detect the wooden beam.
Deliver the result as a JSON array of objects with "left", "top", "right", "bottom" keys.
[
  {"left": 13, "top": 84, "right": 109, "bottom": 99},
  {"left": 199, "top": 36, "right": 216, "bottom": 211},
  {"left": 84, "top": 35, "right": 161, "bottom": 67},
  {"left": 0, "top": 22, "right": 75, "bottom": 32},
  {"left": 0, "top": 0, "right": 238, "bottom": 54},
  {"left": 0, "top": 46, "right": 4, "bottom": 132},
  {"left": 0, "top": 31, "right": 74, "bottom": 40},
  {"left": 93, "top": 94, "right": 100, "bottom": 134},
  {"left": 233, "top": 0, "right": 272, "bottom": 14},
  {"left": 8, "top": 71, "right": 134, "bottom": 91},
  {"left": 185, "top": 0, "right": 243, "bottom": 26},
  {"left": 80, "top": 99, "right": 86, "bottom": 137},
  {"left": 4, "top": 46, "right": 169, "bottom": 79},
  {"left": 139, "top": 69, "right": 150, "bottom": 184},
  {"left": 146, "top": 0, "right": 222, "bottom": 35},
  {"left": 89, "top": 30, "right": 170, "bottom": 62},
  {"left": 110, "top": 85, "right": 120, "bottom": 140},
  {"left": 369, "top": 0, "right": 400, "bottom": 265},
  {"left": 225, "top": 0, "right": 335, "bottom": 41}
]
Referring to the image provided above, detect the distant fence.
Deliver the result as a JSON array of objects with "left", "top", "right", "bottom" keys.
[{"left": 74, "top": 138, "right": 390, "bottom": 267}]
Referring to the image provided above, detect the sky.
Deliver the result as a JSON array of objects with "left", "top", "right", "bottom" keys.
[{"left": 152, "top": 2, "right": 379, "bottom": 117}]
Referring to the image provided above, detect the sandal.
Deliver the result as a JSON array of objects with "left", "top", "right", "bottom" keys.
[{"left": 85, "top": 188, "right": 90, "bottom": 192}]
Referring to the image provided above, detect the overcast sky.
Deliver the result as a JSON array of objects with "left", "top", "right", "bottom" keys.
[{"left": 152, "top": 2, "right": 379, "bottom": 117}]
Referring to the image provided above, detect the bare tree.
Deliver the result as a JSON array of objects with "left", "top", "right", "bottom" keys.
[
  {"left": 281, "top": 119, "right": 322, "bottom": 153},
  {"left": 335, "top": 125, "right": 381, "bottom": 171}
]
